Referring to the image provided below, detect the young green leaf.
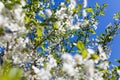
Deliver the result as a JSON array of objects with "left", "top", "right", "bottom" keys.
[
  {"left": 99, "top": 10, "right": 105, "bottom": 16},
  {"left": 103, "top": 3, "right": 108, "bottom": 8},
  {"left": 86, "top": 8, "right": 94, "bottom": 15},
  {"left": 113, "top": 13, "right": 119, "bottom": 19},
  {"left": 76, "top": 41, "right": 88, "bottom": 59},
  {"left": 90, "top": 28, "right": 96, "bottom": 34},
  {"left": 25, "top": 16, "right": 30, "bottom": 23},
  {"left": 37, "top": 27, "right": 42, "bottom": 37},
  {"left": 95, "top": 2, "right": 99, "bottom": 10},
  {"left": 78, "top": 4, "right": 82, "bottom": 10},
  {"left": 76, "top": 41, "right": 85, "bottom": 50},
  {"left": 0, "top": 27, "right": 4, "bottom": 36},
  {"left": 82, "top": 49, "right": 88, "bottom": 59},
  {"left": 86, "top": 8, "right": 93, "bottom": 13},
  {"left": 53, "top": 22, "right": 58, "bottom": 30},
  {"left": 90, "top": 54, "right": 99, "bottom": 60}
]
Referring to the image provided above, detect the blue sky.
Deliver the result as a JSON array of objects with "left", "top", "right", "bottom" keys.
[{"left": 54, "top": 0, "right": 120, "bottom": 65}]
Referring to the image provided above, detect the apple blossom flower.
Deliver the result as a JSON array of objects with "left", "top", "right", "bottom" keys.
[
  {"left": 83, "top": 0, "right": 88, "bottom": 8},
  {"left": 45, "top": 9, "right": 52, "bottom": 17}
]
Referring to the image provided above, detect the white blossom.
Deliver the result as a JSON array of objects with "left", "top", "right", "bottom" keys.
[
  {"left": 83, "top": 60, "right": 94, "bottom": 79},
  {"left": 62, "top": 53, "right": 75, "bottom": 64},
  {"left": 32, "top": 66, "right": 51, "bottom": 80},
  {"left": 46, "top": 55, "right": 57, "bottom": 71},
  {"left": 98, "top": 45, "right": 104, "bottom": 53},
  {"left": 21, "top": 0, "right": 26, "bottom": 6},
  {"left": 88, "top": 48, "right": 95, "bottom": 54},
  {"left": 117, "top": 70, "right": 120, "bottom": 76},
  {"left": 83, "top": 0, "right": 88, "bottom": 8},
  {"left": 74, "top": 54, "right": 83, "bottom": 64},
  {"left": 60, "top": 2, "right": 65, "bottom": 7},
  {"left": 98, "top": 45, "right": 107, "bottom": 60},
  {"left": 98, "top": 61, "right": 109, "bottom": 70},
  {"left": 68, "top": 0, "right": 76, "bottom": 10},
  {"left": 12, "top": 55, "right": 21, "bottom": 64},
  {"left": 82, "top": 9, "right": 87, "bottom": 17},
  {"left": 118, "top": 77, "right": 120, "bottom": 80},
  {"left": 45, "top": 9, "right": 52, "bottom": 17},
  {"left": 62, "top": 63, "right": 76, "bottom": 76},
  {"left": 32, "top": 66, "right": 41, "bottom": 75},
  {"left": 14, "top": 7, "right": 25, "bottom": 23}
]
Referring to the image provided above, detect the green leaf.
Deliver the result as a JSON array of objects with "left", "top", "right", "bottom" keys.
[
  {"left": 103, "top": 3, "right": 108, "bottom": 8},
  {"left": 76, "top": 41, "right": 88, "bottom": 59},
  {"left": 43, "top": 62, "right": 47, "bottom": 68},
  {"left": 72, "top": 8, "right": 79, "bottom": 13},
  {"left": 0, "top": 62, "right": 23, "bottom": 80},
  {"left": 40, "top": 22, "right": 49, "bottom": 26},
  {"left": 115, "top": 59, "right": 120, "bottom": 63},
  {"left": 53, "top": 22, "right": 58, "bottom": 30},
  {"left": 86, "top": 8, "right": 93, "bottom": 13},
  {"left": 99, "top": 10, "right": 105, "bottom": 16},
  {"left": 86, "top": 8, "right": 94, "bottom": 15},
  {"left": 25, "top": 16, "right": 30, "bottom": 23},
  {"left": 0, "top": 27, "right": 4, "bottom": 36},
  {"left": 39, "top": 13, "right": 45, "bottom": 18},
  {"left": 76, "top": 41, "right": 85, "bottom": 50},
  {"left": 95, "top": 2, "right": 99, "bottom": 10},
  {"left": 100, "top": 69, "right": 109, "bottom": 73},
  {"left": 82, "top": 49, "right": 88, "bottom": 59},
  {"left": 37, "top": 27, "right": 42, "bottom": 37},
  {"left": 78, "top": 4, "right": 82, "bottom": 10},
  {"left": 8, "top": 68, "right": 23, "bottom": 80},
  {"left": 90, "top": 54, "right": 99, "bottom": 60},
  {"left": 113, "top": 13, "right": 119, "bottom": 19},
  {"left": 90, "top": 28, "right": 96, "bottom": 34}
]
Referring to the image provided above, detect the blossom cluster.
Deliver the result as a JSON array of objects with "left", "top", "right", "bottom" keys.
[{"left": 0, "top": 0, "right": 120, "bottom": 80}]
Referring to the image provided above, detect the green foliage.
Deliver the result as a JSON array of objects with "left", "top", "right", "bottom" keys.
[
  {"left": 113, "top": 13, "right": 120, "bottom": 20},
  {"left": 82, "top": 49, "right": 88, "bottom": 59},
  {"left": 37, "top": 27, "right": 42, "bottom": 37},
  {"left": 53, "top": 22, "right": 58, "bottom": 30},
  {"left": 78, "top": 4, "right": 82, "bottom": 10},
  {"left": 90, "top": 54, "right": 99, "bottom": 60},
  {"left": 3, "top": 0, "right": 21, "bottom": 9},
  {"left": 86, "top": 8, "right": 93, "bottom": 13},
  {"left": 97, "top": 22, "right": 120, "bottom": 51},
  {"left": 76, "top": 41, "right": 85, "bottom": 50},
  {"left": 76, "top": 41, "right": 88, "bottom": 59},
  {"left": 115, "top": 59, "right": 120, "bottom": 63},
  {"left": 102, "top": 3, "right": 108, "bottom": 9},
  {"left": 72, "top": 3, "right": 82, "bottom": 15},
  {"left": 89, "top": 28, "right": 96, "bottom": 34},
  {"left": 95, "top": 2, "right": 99, "bottom": 10},
  {"left": 99, "top": 3, "right": 108, "bottom": 16},
  {"left": 99, "top": 10, "right": 105, "bottom": 16},
  {"left": 86, "top": 8, "right": 94, "bottom": 15},
  {"left": 0, "top": 62, "right": 23, "bottom": 80},
  {"left": 0, "top": 27, "right": 4, "bottom": 36}
]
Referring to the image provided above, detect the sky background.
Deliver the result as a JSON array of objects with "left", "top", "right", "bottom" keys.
[{"left": 55, "top": 0, "right": 120, "bottom": 65}]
